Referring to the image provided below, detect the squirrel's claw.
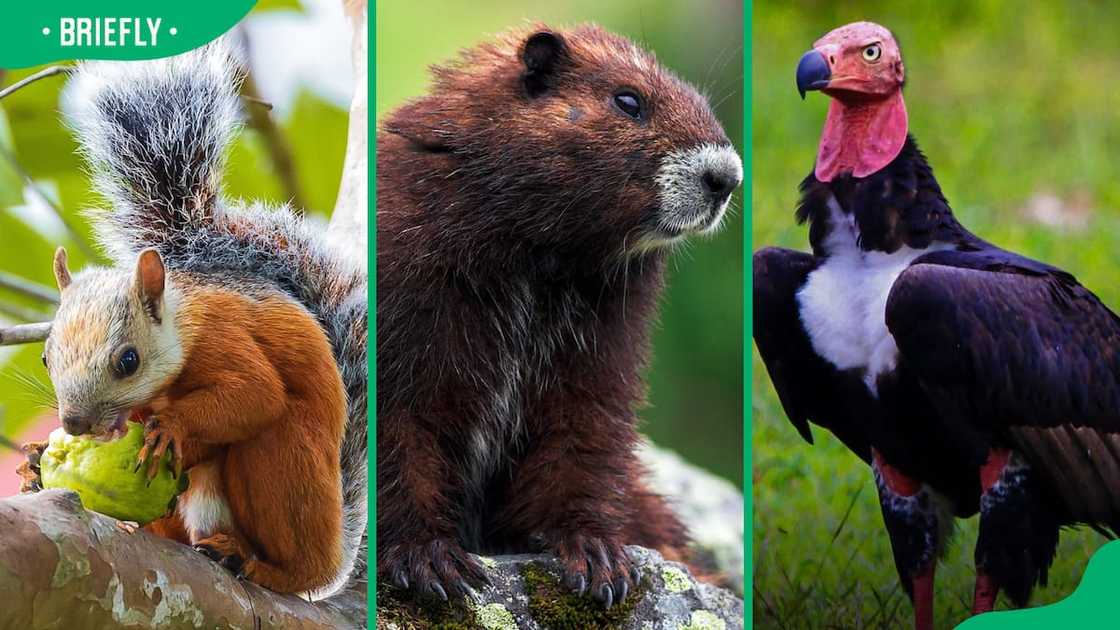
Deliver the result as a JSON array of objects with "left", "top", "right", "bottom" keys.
[
  {"left": 16, "top": 441, "right": 47, "bottom": 493},
  {"left": 116, "top": 520, "right": 140, "bottom": 534},
  {"left": 137, "top": 417, "right": 185, "bottom": 480}
]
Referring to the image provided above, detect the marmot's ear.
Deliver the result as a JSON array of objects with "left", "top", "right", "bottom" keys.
[
  {"left": 134, "top": 248, "right": 166, "bottom": 324},
  {"left": 521, "top": 30, "right": 568, "bottom": 97},
  {"left": 53, "top": 247, "right": 72, "bottom": 292}
]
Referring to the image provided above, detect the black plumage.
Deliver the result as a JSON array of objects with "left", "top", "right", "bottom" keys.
[{"left": 755, "top": 133, "right": 1120, "bottom": 609}]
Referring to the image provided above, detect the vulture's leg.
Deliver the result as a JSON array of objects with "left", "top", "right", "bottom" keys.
[
  {"left": 872, "top": 448, "right": 949, "bottom": 630},
  {"left": 974, "top": 448, "right": 1059, "bottom": 614}
]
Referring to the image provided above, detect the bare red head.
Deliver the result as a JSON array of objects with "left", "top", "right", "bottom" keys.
[{"left": 796, "top": 21, "right": 907, "bottom": 182}]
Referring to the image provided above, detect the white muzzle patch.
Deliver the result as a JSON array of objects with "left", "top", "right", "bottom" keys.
[{"left": 652, "top": 143, "right": 743, "bottom": 241}]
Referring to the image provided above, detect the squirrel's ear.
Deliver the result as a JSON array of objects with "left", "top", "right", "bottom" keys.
[
  {"left": 53, "top": 247, "right": 72, "bottom": 292},
  {"left": 134, "top": 249, "right": 166, "bottom": 324},
  {"left": 521, "top": 30, "right": 568, "bottom": 97}
]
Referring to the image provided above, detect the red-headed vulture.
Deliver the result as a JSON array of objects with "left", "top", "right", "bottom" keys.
[{"left": 755, "top": 20, "right": 1120, "bottom": 630}]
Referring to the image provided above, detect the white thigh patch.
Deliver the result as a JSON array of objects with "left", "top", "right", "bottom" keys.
[{"left": 177, "top": 467, "right": 232, "bottom": 542}]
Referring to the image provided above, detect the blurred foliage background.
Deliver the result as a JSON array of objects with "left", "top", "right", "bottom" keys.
[
  {"left": 753, "top": 1, "right": 1120, "bottom": 627},
  {"left": 0, "top": 0, "right": 354, "bottom": 494},
  {"left": 377, "top": 0, "right": 744, "bottom": 486}
]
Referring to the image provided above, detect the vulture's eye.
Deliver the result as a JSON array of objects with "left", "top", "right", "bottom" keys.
[
  {"left": 114, "top": 347, "right": 140, "bottom": 378},
  {"left": 862, "top": 44, "right": 882, "bottom": 62},
  {"left": 612, "top": 90, "right": 644, "bottom": 120}
]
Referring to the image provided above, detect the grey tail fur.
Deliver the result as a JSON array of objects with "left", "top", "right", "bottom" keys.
[{"left": 66, "top": 42, "right": 368, "bottom": 601}]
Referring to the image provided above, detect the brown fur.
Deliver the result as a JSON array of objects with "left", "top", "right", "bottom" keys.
[
  {"left": 141, "top": 276, "right": 347, "bottom": 594},
  {"left": 377, "top": 24, "right": 730, "bottom": 605}
]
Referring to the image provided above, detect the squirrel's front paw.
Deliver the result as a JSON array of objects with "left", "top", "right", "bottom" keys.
[
  {"left": 136, "top": 416, "right": 184, "bottom": 479},
  {"left": 16, "top": 440, "right": 48, "bottom": 493},
  {"left": 552, "top": 533, "right": 639, "bottom": 609},
  {"left": 382, "top": 538, "right": 492, "bottom": 601}
]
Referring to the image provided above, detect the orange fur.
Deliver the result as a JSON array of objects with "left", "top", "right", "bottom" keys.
[{"left": 145, "top": 278, "right": 347, "bottom": 594}]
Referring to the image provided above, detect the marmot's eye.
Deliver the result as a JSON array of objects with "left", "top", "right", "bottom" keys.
[
  {"left": 613, "top": 90, "right": 644, "bottom": 120},
  {"left": 862, "top": 44, "right": 882, "bottom": 62},
  {"left": 114, "top": 347, "right": 140, "bottom": 378}
]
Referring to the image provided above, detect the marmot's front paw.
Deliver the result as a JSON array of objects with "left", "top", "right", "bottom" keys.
[
  {"left": 553, "top": 533, "right": 640, "bottom": 609},
  {"left": 16, "top": 440, "right": 48, "bottom": 493},
  {"left": 382, "top": 538, "right": 492, "bottom": 601},
  {"left": 136, "top": 416, "right": 184, "bottom": 479}
]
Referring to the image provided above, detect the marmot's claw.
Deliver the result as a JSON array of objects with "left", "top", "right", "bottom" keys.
[
  {"left": 566, "top": 572, "right": 587, "bottom": 596},
  {"left": 381, "top": 538, "right": 491, "bottom": 603},
  {"left": 598, "top": 583, "right": 614, "bottom": 609},
  {"left": 428, "top": 581, "right": 448, "bottom": 602},
  {"left": 553, "top": 532, "right": 636, "bottom": 609},
  {"left": 614, "top": 575, "right": 629, "bottom": 603}
]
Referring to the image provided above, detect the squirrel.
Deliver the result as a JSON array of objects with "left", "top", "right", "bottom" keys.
[
  {"left": 377, "top": 24, "right": 741, "bottom": 608},
  {"left": 18, "top": 43, "right": 368, "bottom": 600}
]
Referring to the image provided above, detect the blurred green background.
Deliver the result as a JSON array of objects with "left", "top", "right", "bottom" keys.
[
  {"left": 753, "top": 1, "right": 1120, "bottom": 627},
  {"left": 0, "top": 0, "right": 352, "bottom": 492},
  {"left": 377, "top": 0, "right": 745, "bottom": 485}
]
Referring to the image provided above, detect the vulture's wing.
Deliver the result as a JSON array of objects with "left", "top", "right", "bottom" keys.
[
  {"left": 886, "top": 249, "right": 1120, "bottom": 530},
  {"left": 754, "top": 247, "right": 877, "bottom": 462}
]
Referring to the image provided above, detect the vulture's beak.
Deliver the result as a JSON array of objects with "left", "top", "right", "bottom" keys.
[{"left": 796, "top": 49, "right": 831, "bottom": 99}]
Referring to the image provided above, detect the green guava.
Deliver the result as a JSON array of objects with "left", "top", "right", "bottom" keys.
[{"left": 40, "top": 423, "right": 186, "bottom": 524}]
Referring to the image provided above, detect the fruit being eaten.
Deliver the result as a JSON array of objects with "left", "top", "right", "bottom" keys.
[{"left": 40, "top": 422, "right": 185, "bottom": 524}]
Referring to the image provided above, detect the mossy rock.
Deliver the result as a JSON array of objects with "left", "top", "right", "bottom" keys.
[
  {"left": 520, "top": 562, "right": 642, "bottom": 629},
  {"left": 375, "top": 583, "right": 480, "bottom": 630}
]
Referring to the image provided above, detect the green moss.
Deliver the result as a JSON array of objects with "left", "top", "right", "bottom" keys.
[
  {"left": 375, "top": 582, "right": 482, "bottom": 630},
  {"left": 678, "top": 610, "right": 726, "bottom": 630},
  {"left": 520, "top": 562, "right": 642, "bottom": 629},
  {"left": 473, "top": 603, "right": 518, "bottom": 630},
  {"left": 660, "top": 566, "right": 692, "bottom": 593}
]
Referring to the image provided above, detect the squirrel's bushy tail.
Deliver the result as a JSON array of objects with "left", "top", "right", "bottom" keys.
[{"left": 67, "top": 43, "right": 368, "bottom": 602}]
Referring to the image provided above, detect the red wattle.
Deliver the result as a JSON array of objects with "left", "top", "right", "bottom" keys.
[{"left": 815, "top": 90, "right": 908, "bottom": 182}]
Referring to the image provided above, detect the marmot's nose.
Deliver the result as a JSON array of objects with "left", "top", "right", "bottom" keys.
[
  {"left": 62, "top": 414, "right": 92, "bottom": 436},
  {"left": 701, "top": 168, "right": 738, "bottom": 203}
]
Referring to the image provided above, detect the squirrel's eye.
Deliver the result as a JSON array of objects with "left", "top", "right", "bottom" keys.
[
  {"left": 115, "top": 348, "right": 140, "bottom": 378},
  {"left": 41, "top": 353, "right": 47, "bottom": 368},
  {"left": 612, "top": 91, "right": 643, "bottom": 120},
  {"left": 862, "top": 44, "right": 882, "bottom": 62}
]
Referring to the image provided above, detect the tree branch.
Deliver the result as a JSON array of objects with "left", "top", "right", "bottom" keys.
[
  {"left": 0, "top": 490, "right": 364, "bottom": 628},
  {"left": 0, "top": 322, "right": 50, "bottom": 346},
  {"left": 239, "top": 65, "right": 306, "bottom": 213},
  {"left": 0, "top": 270, "right": 59, "bottom": 305},
  {"left": 0, "top": 143, "right": 101, "bottom": 261},
  {"left": 0, "top": 65, "right": 73, "bottom": 101}
]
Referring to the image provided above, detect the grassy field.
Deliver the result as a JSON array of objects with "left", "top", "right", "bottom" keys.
[{"left": 752, "top": 1, "right": 1120, "bottom": 627}]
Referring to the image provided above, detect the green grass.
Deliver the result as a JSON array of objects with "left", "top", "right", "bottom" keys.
[{"left": 752, "top": 1, "right": 1120, "bottom": 627}]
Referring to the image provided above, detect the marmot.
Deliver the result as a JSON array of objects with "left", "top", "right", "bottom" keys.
[{"left": 377, "top": 24, "right": 741, "bottom": 608}]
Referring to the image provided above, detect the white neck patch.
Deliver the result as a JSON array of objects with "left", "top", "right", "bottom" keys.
[{"left": 796, "top": 194, "right": 951, "bottom": 394}]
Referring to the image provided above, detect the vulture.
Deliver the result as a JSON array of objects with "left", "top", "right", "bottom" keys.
[{"left": 754, "top": 20, "right": 1120, "bottom": 630}]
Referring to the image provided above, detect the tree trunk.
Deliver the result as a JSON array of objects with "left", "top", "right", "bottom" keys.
[{"left": 0, "top": 490, "right": 365, "bottom": 628}]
